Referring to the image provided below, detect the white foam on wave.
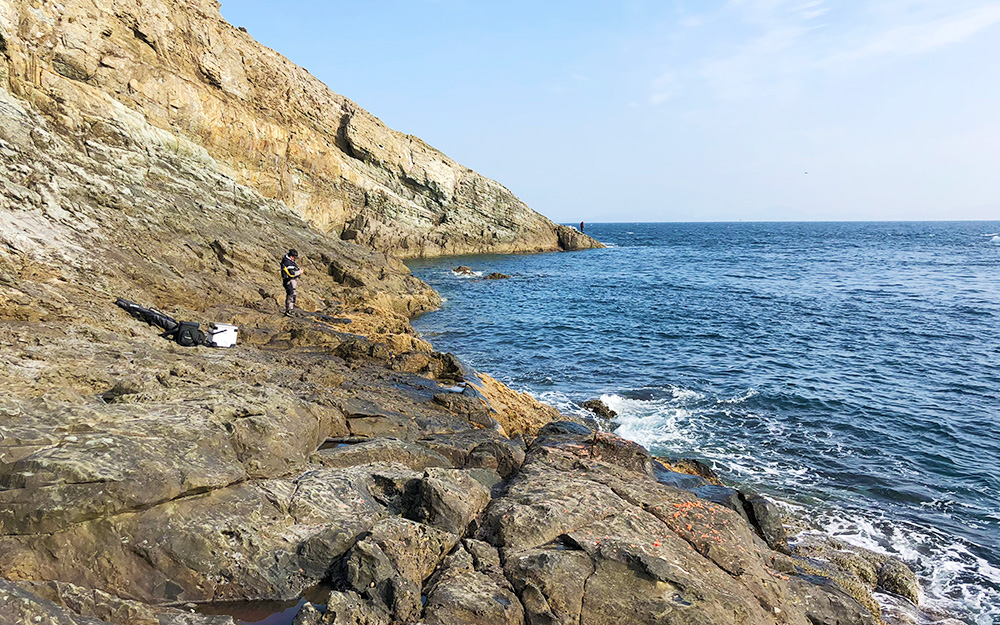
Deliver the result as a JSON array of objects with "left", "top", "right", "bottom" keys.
[
  {"left": 451, "top": 269, "right": 483, "bottom": 278},
  {"left": 719, "top": 388, "right": 759, "bottom": 404},
  {"left": 533, "top": 390, "right": 590, "bottom": 417},
  {"left": 602, "top": 389, "right": 808, "bottom": 478},
  {"left": 991, "top": 235, "right": 1000, "bottom": 245},
  {"left": 598, "top": 386, "right": 999, "bottom": 624},
  {"left": 805, "top": 507, "right": 1000, "bottom": 624}
]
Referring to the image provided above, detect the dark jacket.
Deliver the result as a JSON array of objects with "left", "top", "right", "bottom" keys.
[{"left": 280, "top": 255, "right": 301, "bottom": 284}]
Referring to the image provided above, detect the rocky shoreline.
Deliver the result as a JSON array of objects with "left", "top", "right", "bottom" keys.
[
  {"left": 0, "top": 0, "right": 951, "bottom": 623},
  {"left": 0, "top": 297, "right": 926, "bottom": 625}
]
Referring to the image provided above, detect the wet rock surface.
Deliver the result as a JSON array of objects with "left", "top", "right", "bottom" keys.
[{"left": 581, "top": 398, "right": 617, "bottom": 419}]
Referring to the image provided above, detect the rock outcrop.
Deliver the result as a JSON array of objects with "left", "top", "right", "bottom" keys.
[{"left": 0, "top": 0, "right": 603, "bottom": 258}]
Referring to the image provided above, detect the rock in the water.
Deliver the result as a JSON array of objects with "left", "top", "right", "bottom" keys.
[
  {"left": 453, "top": 266, "right": 476, "bottom": 275},
  {"left": 655, "top": 457, "right": 724, "bottom": 485},
  {"left": 878, "top": 557, "right": 922, "bottom": 605},
  {"left": 581, "top": 398, "right": 617, "bottom": 419},
  {"left": 291, "top": 602, "right": 324, "bottom": 625},
  {"left": 789, "top": 576, "right": 879, "bottom": 625},
  {"left": 742, "top": 489, "right": 788, "bottom": 550},
  {"left": 483, "top": 272, "right": 511, "bottom": 280}
]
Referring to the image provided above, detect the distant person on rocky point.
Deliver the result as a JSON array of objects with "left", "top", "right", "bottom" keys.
[
  {"left": 580, "top": 221, "right": 585, "bottom": 233},
  {"left": 280, "top": 249, "right": 303, "bottom": 316}
]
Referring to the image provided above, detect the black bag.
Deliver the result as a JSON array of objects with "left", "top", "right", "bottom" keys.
[
  {"left": 174, "top": 321, "right": 206, "bottom": 347},
  {"left": 116, "top": 298, "right": 179, "bottom": 333}
]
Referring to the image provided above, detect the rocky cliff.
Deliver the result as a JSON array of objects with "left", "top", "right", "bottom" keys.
[
  {"left": 0, "top": 2, "right": 924, "bottom": 625},
  {"left": 0, "top": 0, "right": 602, "bottom": 258}
]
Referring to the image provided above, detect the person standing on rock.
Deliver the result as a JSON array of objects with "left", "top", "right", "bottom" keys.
[
  {"left": 580, "top": 221, "right": 585, "bottom": 233},
  {"left": 280, "top": 249, "right": 303, "bottom": 316}
]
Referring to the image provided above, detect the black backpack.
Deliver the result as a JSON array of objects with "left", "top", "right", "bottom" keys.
[{"left": 174, "top": 321, "right": 207, "bottom": 347}]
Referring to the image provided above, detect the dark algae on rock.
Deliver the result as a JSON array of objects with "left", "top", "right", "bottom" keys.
[{"left": 0, "top": 1, "right": 929, "bottom": 625}]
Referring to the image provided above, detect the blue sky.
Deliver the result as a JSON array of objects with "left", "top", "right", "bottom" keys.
[{"left": 220, "top": 1, "right": 1000, "bottom": 222}]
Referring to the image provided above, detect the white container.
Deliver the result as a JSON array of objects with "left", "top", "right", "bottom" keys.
[{"left": 207, "top": 322, "right": 238, "bottom": 348}]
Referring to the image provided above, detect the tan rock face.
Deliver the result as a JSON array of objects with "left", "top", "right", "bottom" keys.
[{"left": 0, "top": 0, "right": 603, "bottom": 259}]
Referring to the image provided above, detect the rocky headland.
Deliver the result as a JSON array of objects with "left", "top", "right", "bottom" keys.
[
  {"left": 1, "top": 2, "right": 931, "bottom": 624},
  {"left": 0, "top": 0, "right": 602, "bottom": 259}
]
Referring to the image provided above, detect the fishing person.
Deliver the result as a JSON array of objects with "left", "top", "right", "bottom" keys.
[{"left": 280, "top": 249, "right": 303, "bottom": 316}]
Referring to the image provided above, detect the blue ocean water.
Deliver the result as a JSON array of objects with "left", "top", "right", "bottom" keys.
[{"left": 407, "top": 222, "right": 1000, "bottom": 624}]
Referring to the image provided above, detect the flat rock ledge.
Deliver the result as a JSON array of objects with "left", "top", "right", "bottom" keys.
[{"left": 0, "top": 307, "right": 915, "bottom": 625}]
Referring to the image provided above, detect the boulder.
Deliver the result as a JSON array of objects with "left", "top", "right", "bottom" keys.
[
  {"left": 878, "top": 557, "right": 922, "bottom": 605},
  {"left": 581, "top": 399, "right": 617, "bottom": 419},
  {"left": 418, "top": 431, "right": 527, "bottom": 477},
  {"left": 422, "top": 545, "right": 524, "bottom": 625},
  {"left": 416, "top": 468, "right": 493, "bottom": 536},
  {"left": 741, "top": 489, "right": 788, "bottom": 550},
  {"left": 504, "top": 548, "right": 593, "bottom": 625},
  {"left": 788, "top": 576, "right": 879, "bottom": 625},
  {"left": 651, "top": 460, "right": 711, "bottom": 490},
  {"left": 360, "top": 517, "right": 460, "bottom": 587},
  {"left": 654, "top": 457, "right": 723, "bottom": 485}
]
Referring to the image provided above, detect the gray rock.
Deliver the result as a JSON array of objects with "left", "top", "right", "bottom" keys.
[
  {"left": 417, "top": 468, "right": 492, "bottom": 536},
  {"left": 320, "top": 590, "right": 390, "bottom": 625},
  {"left": 877, "top": 557, "right": 922, "bottom": 605},
  {"left": 422, "top": 546, "right": 525, "bottom": 625},
  {"left": 741, "top": 489, "right": 788, "bottom": 550},
  {"left": 291, "top": 602, "right": 323, "bottom": 625},
  {"left": 316, "top": 438, "right": 453, "bottom": 472},
  {"left": 651, "top": 461, "right": 711, "bottom": 490},
  {"left": 789, "top": 576, "right": 879, "bottom": 625},
  {"left": 361, "top": 517, "right": 459, "bottom": 587},
  {"left": 581, "top": 399, "right": 617, "bottom": 419},
  {"left": 504, "top": 548, "right": 593, "bottom": 625}
]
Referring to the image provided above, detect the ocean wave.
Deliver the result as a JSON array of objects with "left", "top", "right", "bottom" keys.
[
  {"left": 719, "top": 388, "right": 759, "bottom": 404},
  {"left": 601, "top": 386, "right": 999, "bottom": 624},
  {"left": 451, "top": 269, "right": 483, "bottom": 278},
  {"left": 805, "top": 508, "right": 1000, "bottom": 624}
]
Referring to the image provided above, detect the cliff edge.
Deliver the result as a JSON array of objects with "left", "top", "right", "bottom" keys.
[{"left": 0, "top": 0, "right": 602, "bottom": 258}]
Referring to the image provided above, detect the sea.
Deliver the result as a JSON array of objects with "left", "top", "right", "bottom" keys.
[{"left": 407, "top": 221, "right": 1000, "bottom": 625}]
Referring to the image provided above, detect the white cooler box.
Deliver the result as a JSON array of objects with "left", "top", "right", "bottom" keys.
[{"left": 207, "top": 322, "right": 238, "bottom": 348}]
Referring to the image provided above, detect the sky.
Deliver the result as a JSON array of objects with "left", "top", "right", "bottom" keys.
[{"left": 220, "top": 1, "right": 1000, "bottom": 223}]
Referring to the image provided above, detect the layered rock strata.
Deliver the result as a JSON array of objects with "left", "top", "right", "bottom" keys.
[{"left": 0, "top": 0, "right": 602, "bottom": 258}]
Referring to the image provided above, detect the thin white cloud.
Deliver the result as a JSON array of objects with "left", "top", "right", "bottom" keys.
[
  {"left": 648, "top": 0, "right": 1000, "bottom": 103},
  {"left": 831, "top": 4, "right": 1000, "bottom": 61}
]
